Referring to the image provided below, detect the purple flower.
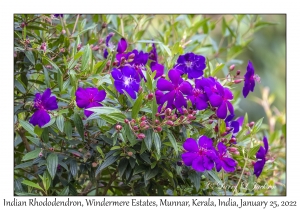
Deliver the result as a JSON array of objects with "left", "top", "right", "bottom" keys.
[
  {"left": 150, "top": 62, "right": 164, "bottom": 79},
  {"left": 117, "top": 38, "right": 127, "bottom": 54},
  {"left": 253, "top": 137, "right": 269, "bottom": 178},
  {"left": 149, "top": 43, "right": 158, "bottom": 62},
  {"left": 225, "top": 114, "right": 243, "bottom": 134},
  {"left": 181, "top": 136, "right": 217, "bottom": 172},
  {"left": 243, "top": 60, "right": 257, "bottom": 98},
  {"left": 29, "top": 88, "right": 58, "bottom": 127},
  {"left": 54, "top": 14, "right": 63, "bottom": 18},
  {"left": 215, "top": 142, "right": 237, "bottom": 172},
  {"left": 111, "top": 66, "right": 140, "bottom": 99},
  {"left": 202, "top": 77, "right": 234, "bottom": 119},
  {"left": 174, "top": 52, "right": 206, "bottom": 79},
  {"left": 103, "top": 33, "right": 116, "bottom": 59},
  {"left": 188, "top": 79, "right": 209, "bottom": 110},
  {"left": 75, "top": 87, "right": 106, "bottom": 117},
  {"left": 156, "top": 69, "right": 192, "bottom": 110}
]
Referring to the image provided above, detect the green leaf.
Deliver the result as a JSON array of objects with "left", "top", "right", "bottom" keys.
[
  {"left": 144, "top": 130, "right": 153, "bottom": 151},
  {"left": 219, "top": 119, "right": 226, "bottom": 135},
  {"left": 69, "top": 159, "right": 78, "bottom": 178},
  {"left": 252, "top": 117, "right": 264, "bottom": 134},
  {"left": 108, "top": 112, "right": 126, "bottom": 123},
  {"left": 248, "top": 145, "right": 261, "bottom": 158},
  {"left": 41, "top": 117, "right": 56, "bottom": 128},
  {"left": 59, "top": 186, "right": 69, "bottom": 196},
  {"left": 56, "top": 115, "right": 64, "bottom": 133},
  {"left": 72, "top": 24, "right": 97, "bottom": 37},
  {"left": 95, "top": 154, "right": 119, "bottom": 176},
  {"left": 14, "top": 161, "right": 34, "bottom": 169},
  {"left": 42, "top": 55, "right": 60, "bottom": 71},
  {"left": 86, "top": 106, "right": 122, "bottom": 115},
  {"left": 206, "top": 170, "right": 222, "bottom": 185},
  {"left": 19, "top": 119, "right": 36, "bottom": 137},
  {"left": 57, "top": 69, "right": 63, "bottom": 92},
  {"left": 42, "top": 171, "right": 51, "bottom": 191},
  {"left": 167, "top": 130, "right": 178, "bottom": 155},
  {"left": 153, "top": 132, "right": 161, "bottom": 155},
  {"left": 22, "top": 148, "right": 41, "bottom": 161},
  {"left": 24, "top": 50, "right": 35, "bottom": 65},
  {"left": 212, "top": 63, "right": 225, "bottom": 76},
  {"left": 118, "top": 158, "right": 129, "bottom": 177},
  {"left": 132, "top": 93, "right": 144, "bottom": 119},
  {"left": 189, "top": 172, "right": 202, "bottom": 191},
  {"left": 81, "top": 45, "right": 92, "bottom": 71},
  {"left": 26, "top": 136, "right": 40, "bottom": 146},
  {"left": 46, "top": 153, "right": 58, "bottom": 179},
  {"left": 34, "top": 126, "right": 44, "bottom": 137},
  {"left": 15, "top": 80, "right": 26, "bottom": 93},
  {"left": 43, "top": 66, "right": 50, "bottom": 88},
  {"left": 99, "top": 114, "right": 117, "bottom": 124},
  {"left": 73, "top": 114, "right": 84, "bottom": 140},
  {"left": 144, "top": 167, "right": 159, "bottom": 180},
  {"left": 21, "top": 180, "right": 43, "bottom": 191},
  {"left": 64, "top": 121, "right": 72, "bottom": 139}
]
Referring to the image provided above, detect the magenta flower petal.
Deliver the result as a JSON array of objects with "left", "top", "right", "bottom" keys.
[
  {"left": 217, "top": 101, "right": 227, "bottom": 119},
  {"left": 84, "top": 101, "right": 102, "bottom": 117},
  {"left": 150, "top": 62, "right": 164, "bottom": 79},
  {"left": 183, "top": 138, "right": 199, "bottom": 152},
  {"left": 29, "top": 109, "right": 50, "bottom": 127},
  {"left": 254, "top": 159, "right": 266, "bottom": 177},
  {"left": 168, "top": 69, "right": 183, "bottom": 85},
  {"left": 174, "top": 91, "right": 186, "bottom": 109},
  {"left": 44, "top": 96, "right": 58, "bottom": 110},
  {"left": 243, "top": 60, "right": 256, "bottom": 98},
  {"left": 75, "top": 87, "right": 90, "bottom": 108},
  {"left": 117, "top": 38, "right": 127, "bottom": 53},
  {"left": 157, "top": 78, "right": 174, "bottom": 91},
  {"left": 209, "top": 94, "right": 223, "bottom": 107},
  {"left": 198, "top": 136, "right": 214, "bottom": 148},
  {"left": 182, "top": 152, "right": 198, "bottom": 166},
  {"left": 179, "top": 81, "right": 192, "bottom": 95},
  {"left": 192, "top": 156, "right": 205, "bottom": 172}
]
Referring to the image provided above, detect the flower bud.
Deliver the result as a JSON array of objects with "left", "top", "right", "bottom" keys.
[
  {"left": 108, "top": 32, "right": 115, "bottom": 37},
  {"left": 77, "top": 43, "right": 82, "bottom": 51},
  {"left": 226, "top": 127, "right": 231, "bottom": 131},
  {"left": 112, "top": 61, "right": 119, "bottom": 66},
  {"left": 229, "top": 137, "right": 237, "bottom": 144},
  {"left": 249, "top": 121, "right": 255, "bottom": 127},
  {"left": 171, "top": 114, "right": 177, "bottom": 121},
  {"left": 183, "top": 108, "right": 188, "bottom": 115},
  {"left": 49, "top": 147, "right": 54, "bottom": 151},
  {"left": 177, "top": 161, "right": 183, "bottom": 166},
  {"left": 102, "top": 22, "right": 107, "bottom": 28},
  {"left": 229, "top": 64, "right": 235, "bottom": 71},
  {"left": 92, "top": 162, "right": 98, "bottom": 167},
  {"left": 208, "top": 119, "right": 213, "bottom": 124},
  {"left": 156, "top": 126, "right": 162, "bottom": 132},
  {"left": 61, "top": 29, "right": 66, "bottom": 35},
  {"left": 128, "top": 53, "right": 135, "bottom": 60},
  {"left": 188, "top": 109, "right": 194, "bottom": 114},
  {"left": 124, "top": 119, "right": 129, "bottom": 124},
  {"left": 25, "top": 39, "right": 30, "bottom": 45},
  {"left": 98, "top": 38, "right": 104, "bottom": 45},
  {"left": 166, "top": 120, "right": 174, "bottom": 126},
  {"left": 147, "top": 93, "right": 154, "bottom": 100},
  {"left": 165, "top": 108, "right": 172, "bottom": 116},
  {"left": 21, "top": 22, "right": 26, "bottom": 28},
  {"left": 138, "top": 86, "right": 143, "bottom": 93},
  {"left": 236, "top": 70, "right": 241, "bottom": 75},
  {"left": 60, "top": 48, "right": 65, "bottom": 53},
  {"left": 137, "top": 133, "right": 145, "bottom": 140},
  {"left": 214, "top": 125, "right": 218, "bottom": 133},
  {"left": 234, "top": 79, "right": 243, "bottom": 84},
  {"left": 237, "top": 166, "right": 242, "bottom": 171},
  {"left": 192, "top": 111, "right": 197, "bottom": 115},
  {"left": 161, "top": 74, "right": 166, "bottom": 78},
  {"left": 115, "top": 125, "right": 122, "bottom": 131},
  {"left": 39, "top": 152, "right": 43, "bottom": 157},
  {"left": 140, "top": 121, "right": 147, "bottom": 128},
  {"left": 228, "top": 147, "right": 237, "bottom": 152},
  {"left": 92, "top": 45, "right": 100, "bottom": 51},
  {"left": 187, "top": 114, "right": 196, "bottom": 121},
  {"left": 155, "top": 112, "right": 160, "bottom": 117},
  {"left": 133, "top": 125, "right": 138, "bottom": 130},
  {"left": 221, "top": 132, "right": 227, "bottom": 136},
  {"left": 127, "top": 151, "right": 133, "bottom": 156},
  {"left": 233, "top": 151, "right": 240, "bottom": 155},
  {"left": 130, "top": 119, "right": 136, "bottom": 126},
  {"left": 221, "top": 138, "right": 227, "bottom": 142},
  {"left": 141, "top": 116, "right": 147, "bottom": 121}
]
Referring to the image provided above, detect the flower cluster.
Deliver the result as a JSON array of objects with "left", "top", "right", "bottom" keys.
[
  {"left": 182, "top": 136, "right": 237, "bottom": 172},
  {"left": 29, "top": 88, "right": 58, "bottom": 127}
]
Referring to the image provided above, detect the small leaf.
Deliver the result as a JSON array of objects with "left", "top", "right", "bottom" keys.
[
  {"left": 212, "top": 63, "right": 225, "bottom": 76},
  {"left": 43, "top": 66, "right": 50, "bottom": 88},
  {"left": 132, "top": 93, "right": 144, "bottom": 119},
  {"left": 46, "top": 153, "right": 58, "bottom": 179},
  {"left": 252, "top": 117, "right": 264, "bottom": 134},
  {"left": 57, "top": 69, "right": 63, "bottom": 92},
  {"left": 70, "top": 159, "right": 78, "bottom": 178},
  {"left": 42, "top": 171, "right": 51, "bottom": 191},
  {"left": 248, "top": 145, "right": 261, "bottom": 158},
  {"left": 167, "top": 131, "right": 178, "bottom": 155},
  {"left": 153, "top": 132, "right": 161, "bottom": 155},
  {"left": 56, "top": 115, "right": 64, "bottom": 133},
  {"left": 24, "top": 50, "right": 35, "bottom": 65},
  {"left": 21, "top": 180, "right": 43, "bottom": 191},
  {"left": 22, "top": 148, "right": 41, "bottom": 161},
  {"left": 14, "top": 161, "right": 34, "bottom": 169},
  {"left": 64, "top": 121, "right": 72, "bottom": 139},
  {"left": 144, "top": 130, "right": 153, "bottom": 151},
  {"left": 118, "top": 158, "right": 129, "bottom": 177},
  {"left": 73, "top": 114, "right": 84, "bottom": 140},
  {"left": 19, "top": 119, "right": 36, "bottom": 137},
  {"left": 59, "top": 186, "right": 69, "bottom": 196},
  {"left": 95, "top": 153, "right": 119, "bottom": 176},
  {"left": 81, "top": 45, "right": 92, "bottom": 71},
  {"left": 144, "top": 167, "right": 159, "bottom": 180},
  {"left": 15, "top": 80, "right": 26, "bottom": 93}
]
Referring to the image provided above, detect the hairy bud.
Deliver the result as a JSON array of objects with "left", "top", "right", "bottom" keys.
[
  {"left": 165, "top": 108, "right": 172, "bottom": 116},
  {"left": 137, "top": 133, "right": 146, "bottom": 140},
  {"left": 115, "top": 125, "right": 122, "bottom": 131},
  {"left": 229, "top": 64, "right": 235, "bottom": 71},
  {"left": 166, "top": 120, "right": 174, "bottom": 126},
  {"left": 147, "top": 93, "right": 154, "bottom": 100}
]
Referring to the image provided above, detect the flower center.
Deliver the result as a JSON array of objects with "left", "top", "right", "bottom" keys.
[
  {"left": 123, "top": 76, "right": 134, "bottom": 87},
  {"left": 185, "top": 61, "right": 193, "bottom": 68},
  {"left": 198, "top": 147, "right": 207, "bottom": 156},
  {"left": 35, "top": 99, "right": 44, "bottom": 110},
  {"left": 193, "top": 88, "right": 203, "bottom": 96}
]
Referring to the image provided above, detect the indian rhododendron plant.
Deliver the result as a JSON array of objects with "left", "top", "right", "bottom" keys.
[{"left": 14, "top": 14, "right": 285, "bottom": 196}]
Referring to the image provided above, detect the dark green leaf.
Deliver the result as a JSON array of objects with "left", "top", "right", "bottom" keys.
[
  {"left": 95, "top": 154, "right": 119, "bottom": 176},
  {"left": 153, "top": 132, "right": 161, "bottom": 155},
  {"left": 118, "top": 158, "right": 129, "bottom": 177},
  {"left": 46, "top": 153, "right": 58, "bottom": 179},
  {"left": 73, "top": 114, "right": 84, "bottom": 140},
  {"left": 15, "top": 80, "right": 26, "bottom": 93},
  {"left": 144, "top": 130, "right": 153, "bottom": 151},
  {"left": 167, "top": 130, "right": 178, "bottom": 155},
  {"left": 132, "top": 93, "right": 144, "bottom": 119},
  {"left": 24, "top": 50, "right": 35, "bottom": 65},
  {"left": 56, "top": 115, "right": 64, "bottom": 133},
  {"left": 22, "top": 148, "right": 41, "bottom": 161},
  {"left": 64, "top": 121, "right": 72, "bottom": 140},
  {"left": 19, "top": 119, "right": 37, "bottom": 137},
  {"left": 70, "top": 159, "right": 78, "bottom": 178},
  {"left": 21, "top": 180, "right": 43, "bottom": 191}
]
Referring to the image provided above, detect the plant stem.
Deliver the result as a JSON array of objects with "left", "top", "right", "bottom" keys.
[{"left": 102, "top": 171, "right": 117, "bottom": 195}]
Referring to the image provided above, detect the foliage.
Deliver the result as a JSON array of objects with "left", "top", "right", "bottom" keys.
[{"left": 14, "top": 14, "right": 285, "bottom": 196}]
